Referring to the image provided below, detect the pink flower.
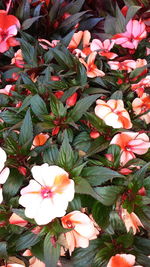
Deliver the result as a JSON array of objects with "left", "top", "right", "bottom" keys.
[
  {"left": 61, "top": 211, "right": 99, "bottom": 254},
  {"left": 110, "top": 132, "right": 150, "bottom": 165},
  {"left": 112, "top": 19, "right": 147, "bottom": 49},
  {"left": 95, "top": 99, "right": 132, "bottom": 129},
  {"left": 107, "top": 254, "right": 142, "bottom": 267},
  {"left": 132, "top": 93, "right": 150, "bottom": 124},
  {"left": 38, "top": 38, "right": 59, "bottom": 50},
  {"left": 11, "top": 49, "right": 24, "bottom": 68},
  {"left": 0, "top": 10, "right": 20, "bottom": 53},
  {"left": 19, "top": 164, "right": 74, "bottom": 225},
  {"left": 0, "top": 84, "right": 15, "bottom": 96},
  {"left": 0, "top": 265, "right": 24, "bottom": 267},
  {"left": 0, "top": 147, "right": 10, "bottom": 204},
  {"left": 108, "top": 59, "right": 147, "bottom": 73},
  {"left": 79, "top": 52, "right": 105, "bottom": 78},
  {"left": 91, "top": 39, "right": 118, "bottom": 59},
  {"left": 9, "top": 213, "right": 28, "bottom": 227},
  {"left": 121, "top": 208, "right": 144, "bottom": 235}
]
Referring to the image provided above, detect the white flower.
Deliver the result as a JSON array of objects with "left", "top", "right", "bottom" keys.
[{"left": 19, "top": 164, "right": 75, "bottom": 225}]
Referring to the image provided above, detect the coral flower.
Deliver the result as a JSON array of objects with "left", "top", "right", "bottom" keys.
[
  {"left": 131, "top": 76, "right": 150, "bottom": 97},
  {"left": 110, "top": 132, "right": 150, "bottom": 165},
  {"left": 0, "top": 10, "right": 20, "bottom": 53},
  {"left": 1, "top": 265, "right": 25, "bottom": 267},
  {"left": 32, "top": 133, "right": 49, "bottom": 147},
  {"left": 107, "top": 254, "right": 142, "bottom": 267},
  {"left": 132, "top": 93, "right": 150, "bottom": 124},
  {"left": 112, "top": 19, "right": 147, "bottom": 49},
  {"left": 91, "top": 39, "right": 118, "bottom": 59},
  {"left": 79, "top": 52, "right": 105, "bottom": 78},
  {"left": 19, "top": 164, "right": 74, "bottom": 225},
  {"left": 11, "top": 49, "right": 24, "bottom": 68},
  {"left": 68, "top": 30, "right": 91, "bottom": 51},
  {"left": 121, "top": 208, "right": 144, "bottom": 235},
  {"left": 9, "top": 213, "right": 28, "bottom": 227},
  {"left": 0, "top": 147, "right": 10, "bottom": 204},
  {"left": 95, "top": 99, "right": 132, "bottom": 129},
  {"left": 61, "top": 211, "right": 99, "bottom": 254}
]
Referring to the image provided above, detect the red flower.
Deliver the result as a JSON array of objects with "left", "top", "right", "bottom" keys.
[{"left": 0, "top": 10, "right": 20, "bottom": 53}]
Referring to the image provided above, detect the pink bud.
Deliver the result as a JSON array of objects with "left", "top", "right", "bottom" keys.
[
  {"left": 138, "top": 186, "right": 146, "bottom": 196},
  {"left": 105, "top": 153, "right": 114, "bottom": 162},
  {"left": 90, "top": 131, "right": 100, "bottom": 139},
  {"left": 119, "top": 168, "right": 133, "bottom": 175},
  {"left": 66, "top": 92, "right": 77, "bottom": 107},
  {"left": 18, "top": 166, "right": 27, "bottom": 176},
  {"left": 52, "top": 126, "right": 60, "bottom": 136},
  {"left": 55, "top": 90, "right": 64, "bottom": 99},
  {"left": 51, "top": 76, "right": 61, "bottom": 81}
]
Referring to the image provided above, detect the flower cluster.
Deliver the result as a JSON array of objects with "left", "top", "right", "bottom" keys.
[{"left": 0, "top": 0, "right": 150, "bottom": 266}]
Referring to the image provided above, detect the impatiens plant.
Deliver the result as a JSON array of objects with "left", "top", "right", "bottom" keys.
[{"left": 0, "top": 0, "right": 150, "bottom": 266}]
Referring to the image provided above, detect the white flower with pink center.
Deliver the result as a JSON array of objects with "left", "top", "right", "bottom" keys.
[
  {"left": 0, "top": 147, "right": 10, "bottom": 204},
  {"left": 19, "top": 164, "right": 75, "bottom": 225}
]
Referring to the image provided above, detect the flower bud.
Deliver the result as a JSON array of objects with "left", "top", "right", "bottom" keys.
[{"left": 66, "top": 92, "right": 77, "bottom": 107}]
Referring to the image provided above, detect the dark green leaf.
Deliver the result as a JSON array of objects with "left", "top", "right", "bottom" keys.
[
  {"left": 16, "top": 232, "right": 40, "bottom": 251},
  {"left": 94, "top": 186, "right": 123, "bottom": 205},
  {"left": 0, "top": 242, "right": 7, "bottom": 258},
  {"left": 92, "top": 202, "right": 111, "bottom": 228},
  {"left": 75, "top": 177, "right": 102, "bottom": 201},
  {"left": 19, "top": 109, "right": 33, "bottom": 146},
  {"left": 3, "top": 169, "right": 23, "bottom": 198},
  {"left": 22, "top": 16, "right": 42, "bottom": 30},
  {"left": 82, "top": 166, "right": 124, "bottom": 186},
  {"left": 50, "top": 94, "right": 66, "bottom": 117},
  {"left": 30, "top": 94, "right": 48, "bottom": 118},
  {"left": 67, "top": 94, "right": 100, "bottom": 122},
  {"left": 44, "top": 233, "right": 60, "bottom": 267}
]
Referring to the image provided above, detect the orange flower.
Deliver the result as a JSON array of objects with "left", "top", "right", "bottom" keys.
[
  {"left": 68, "top": 30, "right": 91, "bottom": 57},
  {"left": 79, "top": 52, "right": 105, "bottom": 78},
  {"left": 11, "top": 49, "right": 24, "bottom": 68},
  {"left": 121, "top": 208, "right": 144, "bottom": 235},
  {"left": 132, "top": 93, "right": 150, "bottom": 124},
  {"left": 95, "top": 99, "right": 132, "bottom": 129},
  {"left": 61, "top": 211, "right": 99, "bottom": 254},
  {"left": 110, "top": 132, "right": 150, "bottom": 165},
  {"left": 0, "top": 10, "right": 20, "bottom": 53},
  {"left": 107, "top": 254, "right": 142, "bottom": 267},
  {"left": 32, "top": 133, "right": 49, "bottom": 147}
]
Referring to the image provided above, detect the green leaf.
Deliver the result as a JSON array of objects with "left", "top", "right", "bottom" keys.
[
  {"left": 44, "top": 233, "right": 60, "bottom": 267},
  {"left": 3, "top": 169, "right": 23, "bottom": 198},
  {"left": 43, "top": 145, "right": 59, "bottom": 165},
  {"left": 30, "top": 94, "right": 48, "bottom": 118},
  {"left": 59, "top": 11, "right": 87, "bottom": 28},
  {"left": 50, "top": 94, "right": 66, "bottom": 117},
  {"left": 75, "top": 177, "right": 102, "bottom": 201},
  {"left": 73, "top": 239, "right": 101, "bottom": 267},
  {"left": 22, "top": 16, "right": 42, "bottom": 30},
  {"left": 82, "top": 167, "right": 124, "bottom": 186},
  {"left": 16, "top": 232, "right": 41, "bottom": 251},
  {"left": 61, "top": 0, "right": 85, "bottom": 15},
  {"left": 19, "top": 108, "right": 33, "bottom": 146},
  {"left": 110, "top": 90, "right": 123, "bottom": 100},
  {"left": 134, "top": 237, "right": 150, "bottom": 255},
  {"left": 84, "top": 112, "right": 106, "bottom": 132},
  {"left": 125, "top": 6, "right": 141, "bottom": 23},
  {"left": 115, "top": 3, "right": 126, "bottom": 33},
  {"left": 0, "top": 110, "right": 21, "bottom": 124},
  {"left": 133, "top": 162, "right": 150, "bottom": 182},
  {"left": 129, "top": 65, "right": 148, "bottom": 78},
  {"left": 57, "top": 131, "right": 75, "bottom": 170},
  {"left": 67, "top": 94, "right": 100, "bottom": 122},
  {"left": 94, "top": 186, "right": 124, "bottom": 205},
  {"left": 85, "top": 136, "right": 109, "bottom": 157},
  {"left": 92, "top": 202, "right": 111, "bottom": 228},
  {"left": 117, "top": 233, "right": 134, "bottom": 248},
  {"left": 0, "top": 242, "right": 7, "bottom": 259}
]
